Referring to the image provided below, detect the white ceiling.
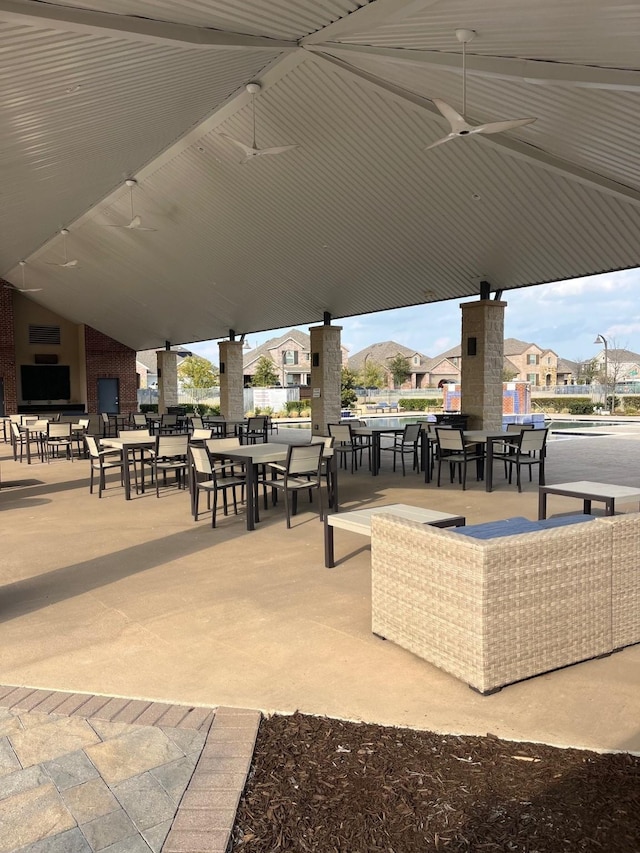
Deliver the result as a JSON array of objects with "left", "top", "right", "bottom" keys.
[{"left": 2, "top": 0, "right": 639, "bottom": 350}]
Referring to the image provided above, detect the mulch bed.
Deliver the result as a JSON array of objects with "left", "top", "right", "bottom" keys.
[{"left": 230, "top": 712, "right": 640, "bottom": 852}]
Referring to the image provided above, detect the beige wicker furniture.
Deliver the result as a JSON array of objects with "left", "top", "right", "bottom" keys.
[
  {"left": 324, "top": 504, "right": 465, "bottom": 568},
  {"left": 370, "top": 512, "right": 628, "bottom": 694}
]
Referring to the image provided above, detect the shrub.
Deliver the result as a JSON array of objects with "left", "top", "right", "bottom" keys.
[
  {"left": 398, "top": 398, "right": 440, "bottom": 411},
  {"left": 532, "top": 397, "right": 593, "bottom": 414},
  {"left": 140, "top": 404, "right": 158, "bottom": 413},
  {"left": 285, "top": 400, "right": 306, "bottom": 414}
]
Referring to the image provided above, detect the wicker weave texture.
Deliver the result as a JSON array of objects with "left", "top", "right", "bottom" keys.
[
  {"left": 371, "top": 514, "right": 613, "bottom": 694},
  {"left": 597, "top": 513, "right": 640, "bottom": 649}
]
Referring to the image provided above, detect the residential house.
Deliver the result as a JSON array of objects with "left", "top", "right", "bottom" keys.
[
  {"left": 592, "top": 348, "right": 640, "bottom": 386},
  {"left": 349, "top": 342, "right": 432, "bottom": 390},
  {"left": 136, "top": 346, "right": 192, "bottom": 389},
  {"left": 557, "top": 358, "right": 580, "bottom": 385},
  {"left": 243, "top": 329, "right": 349, "bottom": 387},
  {"left": 437, "top": 339, "right": 560, "bottom": 387}
]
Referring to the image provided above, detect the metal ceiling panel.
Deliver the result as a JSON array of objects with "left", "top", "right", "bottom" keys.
[
  {"left": 316, "top": 51, "right": 640, "bottom": 193},
  {"left": 1, "top": 1, "right": 639, "bottom": 352},
  {"left": 0, "top": 16, "right": 283, "bottom": 272},
  {"left": 15, "top": 55, "right": 640, "bottom": 350},
  {"left": 339, "top": 0, "right": 640, "bottom": 68},
  {"left": 47, "top": 0, "right": 368, "bottom": 40}
]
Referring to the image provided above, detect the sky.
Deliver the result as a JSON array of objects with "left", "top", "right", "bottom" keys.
[{"left": 187, "top": 268, "right": 640, "bottom": 367}]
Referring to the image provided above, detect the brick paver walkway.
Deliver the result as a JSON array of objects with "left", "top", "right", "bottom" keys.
[{"left": 0, "top": 685, "right": 260, "bottom": 853}]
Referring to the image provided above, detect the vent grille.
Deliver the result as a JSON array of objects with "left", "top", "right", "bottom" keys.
[{"left": 29, "top": 325, "right": 61, "bottom": 345}]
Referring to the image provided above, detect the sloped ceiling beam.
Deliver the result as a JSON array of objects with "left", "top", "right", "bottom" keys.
[
  {"left": 306, "top": 49, "right": 640, "bottom": 207},
  {"left": 0, "top": 0, "right": 297, "bottom": 49},
  {"left": 301, "top": 0, "right": 433, "bottom": 46},
  {"left": 314, "top": 42, "right": 640, "bottom": 92}
]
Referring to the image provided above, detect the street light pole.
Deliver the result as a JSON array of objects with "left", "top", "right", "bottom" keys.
[{"left": 593, "top": 334, "right": 608, "bottom": 413}]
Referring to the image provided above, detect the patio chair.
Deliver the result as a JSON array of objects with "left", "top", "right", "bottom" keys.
[
  {"left": 46, "top": 422, "right": 74, "bottom": 462},
  {"left": 435, "top": 427, "right": 483, "bottom": 490},
  {"left": 328, "top": 423, "right": 364, "bottom": 473},
  {"left": 380, "top": 422, "right": 421, "bottom": 475},
  {"left": 190, "top": 428, "right": 214, "bottom": 442},
  {"left": 243, "top": 416, "right": 267, "bottom": 444},
  {"left": 205, "top": 436, "right": 246, "bottom": 478},
  {"left": 259, "top": 442, "right": 324, "bottom": 529},
  {"left": 100, "top": 411, "right": 115, "bottom": 437},
  {"left": 504, "top": 428, "right": 549, "bottom": 492},
  {"left": 492, "top": 423, "right": 536, "bottom": 478},
  {"left": 130, "top": 413, "right": 148, "bottom": 429},
  {"left": 85, "top": 435, "right": 125, "bottom": 497},
  {"left": 11, "top": 421, "right": 46, "bottom": 463},
  {"left": 189, "top": 416, "right": 204, "bottom": 431},
  {"left": 159, "top": 413, "right": 180, "bottom": 434},
  {"left": 205, "top": 416, "right": 228, "bottom": 437},
  {"left": 151, "top": 434, "right": 189, "bottom": 496},
  {"left": 188, "top": 445, "right": 246, "bottom": 527}
]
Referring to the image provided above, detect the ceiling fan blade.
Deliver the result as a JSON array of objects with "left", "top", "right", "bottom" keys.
[
  {"left": 48, "top": 259, "right": 78, "bottom": 267},
  {"left": 219, "top": 133, "right": 258, "bottom": 157},
  {"left": 18, "top": 288, "right": 43, "bottom": 292},
  {"left": 424, "top": 133, "right": 458, "bottom": 150},
  {"left": 472, "top": 116, "right": 537, "bottom": 135},
  {"left": 127, "top": 215, "right": 156, "bottom": 231},
  {"left": 432, "top": 99, "right": 471, "bottom": 134},
  {"left": 253, "top": 144, "right": 299, "bottom": 157}
]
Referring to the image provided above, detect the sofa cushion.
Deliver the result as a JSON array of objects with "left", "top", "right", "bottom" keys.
[
  {"left": 453, "top": 517, "right": 540, "bottom": 539},
  {"left": 453, "top": 514, "right": 595, "bottom": 540}
]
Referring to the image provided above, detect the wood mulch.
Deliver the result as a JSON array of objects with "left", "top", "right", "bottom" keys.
[{"left": 230, "top": 712, "right": 640, "bottom": 852}]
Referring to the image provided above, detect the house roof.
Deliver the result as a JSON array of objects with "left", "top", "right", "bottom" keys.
[
  {"left": 243, "top": 328, "right": 310, "bottom": 369},
  {"left": 2, "top": 2, "right": 639, "bottom": 351},
  {"left": 349, "top": 341, "right": 429, "bottom": 371},
  {"left": 136, "top": 346, "right": 192, "bottom": 374}
]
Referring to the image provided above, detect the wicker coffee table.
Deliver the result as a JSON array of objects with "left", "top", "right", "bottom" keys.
[
  {"left": 324, "top": 503, "right": 465, "bottom": 568},
  {"left": 538, "top": 480, "right": 640, "bottom": 519}
]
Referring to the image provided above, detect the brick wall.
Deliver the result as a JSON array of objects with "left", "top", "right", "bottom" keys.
[
  {"left": 84, "top": 326, "right": 137, "bottom": 414},
  {"left": 0, "top": 282, "right": 17, "bottom": 413}
]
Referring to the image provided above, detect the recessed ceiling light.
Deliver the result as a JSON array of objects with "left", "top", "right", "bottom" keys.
[
  {"left": 65, "top": 84, "right": 81, "bottom": 94},
  {"left": 197, "top": 146, "right": 205, "bottom": 153},
  {"left": 471, "top": 193, "right": 481, "bottom": 201}
]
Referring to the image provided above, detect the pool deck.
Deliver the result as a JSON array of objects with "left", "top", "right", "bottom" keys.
[{"left": 2, "top": 422, "right": 640, "bottom": 850}]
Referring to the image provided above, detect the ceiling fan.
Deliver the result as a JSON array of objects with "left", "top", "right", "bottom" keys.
[
  {"left": 104, "top": 179, "right": 157, "bottom": 230},
  {"left": 425, "top": 29, "right": 537, "bottom": 150},
  {"left": 3, "top": 261, "right": 43, "bottom": 292},
  {"left": 219, "top": 82, "right": 299, "bottom": 162},
  {"left": 47, "top": 228, "right": 78, "bottom": 268}
]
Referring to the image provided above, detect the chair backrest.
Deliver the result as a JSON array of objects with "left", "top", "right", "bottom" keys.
[
  {"left": 85, "top": 435, "right": 100, "bottom": 458},
  {"left": 11, "top": 422, "right": 21, "bottom": 438},
  {"left": 161, "top": 413, "right": 178, "bottom": 426},
  {"left": 48, "top": 422, "right": 71, "bottom": 438},
  {"left": 247, "top": 416, "right": 266, "bottom": 431},
  {"left": 518, "top": 428, "right": 548, "bottom": 454},
  {"left": 78, "top": 418, "right": 90, "bottom": 429},
  {"left": 32, "top": 419, "right": 49, "bottom": 433},
  {"left": 205, "top": 437, "right": 241, "bottom": 455},
  {"left": 101, "top": 412, "right": 110, "bottom": 424},
  {"left": 119, "top": 428, "right": 151, "bottom": 438},
  {"left": 402, "top": 423, "right": 422, "bottom": 443},
  {"left": 436, "top": 427, "right": 464, "bottom": 452},
  {"left": 190, "top": 416, "right": 204, "bottom": 430},
  {"left": 189, "top": 445, "right": 212, "bottom": 476},
  {"left": 156, "top": 434, "right": 189, "bottom": 457},
  {"left": 506, "top": 423, "right": 535, "bottom": 433},
  {"left": 21, "top": 415, "right": 37, "bottom": 425},
  {"left": 132, "top": 413, "right": 147, "bottom": 427},
  {"left": 190, "top": 428, "right": 213, "bottom": 441},
  {"left": 328, "top": 423, "right": 352, "bottom": 443},
  {"left": 9, "top": 414, "right": 22, "bottom": 423},
  {"left": 287, "top": 442, "right": 323, "bottom": 476}
]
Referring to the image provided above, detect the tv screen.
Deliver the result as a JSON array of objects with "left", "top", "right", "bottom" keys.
[{"left": 21, "top": 365, "right": 71, "bottom": 401}]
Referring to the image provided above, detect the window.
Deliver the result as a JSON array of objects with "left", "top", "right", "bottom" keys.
[
  {"left": 527, "top": 373, "right": 538, "bottom": 385},
  {"left": 282, "top": 350, "right": 298, "bottom": 365},
  {"left": 527, "top": 353, "right": 539, "bottom": 365},
  {"left": 546, "top": 357, "right": 552, "bottom": 364},
  {"left": 413, "top": 356, "right": 420, "bottom": 365}
]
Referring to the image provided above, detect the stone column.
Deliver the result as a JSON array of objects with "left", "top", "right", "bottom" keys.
[
  {"left": 309, "top": 324, "right": 343, "bottom": 436},
  {"left": 218, "top": 340, "right": 244, "bottom": 422},
  {"left": 157, "top": 350, "right": 178, "bottom": 415},
  {"left": 460, "top": 299, "right": 506, "bottom": 431}
]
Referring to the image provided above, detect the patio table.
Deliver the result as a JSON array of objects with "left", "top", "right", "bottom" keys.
[
  {"left": 422, "top": 428, "right": 524, "bottom": 491},
  {"left": 351, "top": 427, "right": 404, "bottom": 476},
  {"left": 538, "top": 481, "right": 640, "bottom": 520},
  {"left": 324, "top": 503, "right": 465, "bottom": 567},
  {"left": 102, "top": 434, "right": 156, "bottom": 499},
  {"left": 208, "top": 441, "right": 337, "bottom": 531}
]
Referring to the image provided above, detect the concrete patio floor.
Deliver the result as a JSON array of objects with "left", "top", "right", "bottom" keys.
[{"left": 1, "top": 424, "right": 640, "bottom": 760}]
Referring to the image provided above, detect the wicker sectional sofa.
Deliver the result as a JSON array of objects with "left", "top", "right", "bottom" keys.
[{"left": 371, "top": 511, "right": 640, "bottom": 694}]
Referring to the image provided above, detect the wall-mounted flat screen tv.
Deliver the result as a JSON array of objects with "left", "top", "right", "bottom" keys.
[{"left": 21, "top": 365, "right": 71, "bottom": 401}]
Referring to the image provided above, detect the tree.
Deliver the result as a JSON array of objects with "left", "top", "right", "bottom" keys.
[
  {"left": 502, "top": 368, "right": 518, "bottom": 382},
  {"left": 341, "top": 367, "right": 358, "bottom": 408},
  {"left": 387, "top": 354, "right": 411, "bottom": 389},
  {"left": 177, "top": 354, "right": 219, "bottom": 389},
  {"left": 252, "top": 355, "right": 279, "bottom": 387},
  {"left": 360, "top": 358, "right": 385, "bottom": 389}
]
